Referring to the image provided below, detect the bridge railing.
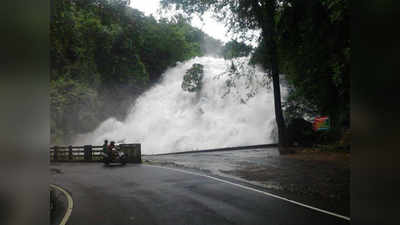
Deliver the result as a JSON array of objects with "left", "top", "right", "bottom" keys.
[{"left": 49, "top": 144, "right": 141, "bottom": 163}]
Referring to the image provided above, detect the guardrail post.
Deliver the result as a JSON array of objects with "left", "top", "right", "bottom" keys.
[
  {"left": 68, "top": 145, "right": 73, "bottom": 161},
  {"left": 54, "top": 146, "right": 58, "bottom": 161},
  {"left": 84, "top": 145, "right": 92, "bottom": 161},
  {"left": 137, "top": 144, "right": 142, "bottom": 163}
]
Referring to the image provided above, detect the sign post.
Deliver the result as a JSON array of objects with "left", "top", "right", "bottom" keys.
[{"left": 313, "top": 116, "right": 330, "bottom": 131}]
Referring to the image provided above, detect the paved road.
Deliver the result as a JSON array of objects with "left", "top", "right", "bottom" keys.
[
  {"left": 144, "top": 148, "right": 350, "bottom": 217},
  {"left": 51, "top": 163, "right": 349, "bottom": 225}
]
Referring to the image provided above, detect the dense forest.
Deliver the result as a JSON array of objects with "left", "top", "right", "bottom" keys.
[
  {"left": 253, "top": 0, "right": 349, "bottom": 127},
  {"left": 222, "top": 40, "right": 253, "bottom": 59},
  {"left": 162, "top": 0, "right": 349, "bottom": 149},
  {"left": 50, "top": 0, "right": 224, "bottom": 144}
]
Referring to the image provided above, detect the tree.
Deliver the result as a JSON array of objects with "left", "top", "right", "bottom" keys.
[
  {"left": 222, "top": 40, "right": 253, "bottom": 59},
  {"left": 247, "top": 0, "right": 349, "bottom": 145},
  {"left": 277, "top": 0, "right": 349, "bottom": 132},
  {"left": 161, "top": 0, "right": 289, "bottom": 150},
  {"left": 50, "top": 0, "right": 224, "bottom": 144}
]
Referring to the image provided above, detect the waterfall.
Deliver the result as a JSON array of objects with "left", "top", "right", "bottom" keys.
[{"left": 75, "top": 56, "right": 284, "bottom": 154}]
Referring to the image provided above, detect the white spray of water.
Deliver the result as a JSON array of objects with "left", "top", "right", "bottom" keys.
[{"left": 75, "top": 56, "right": 284, "bottom": 154}]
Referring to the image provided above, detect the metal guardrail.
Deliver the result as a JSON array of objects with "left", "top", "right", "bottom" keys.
[
  {"left": 49, "top": 145, "right": 103, "bottom": 162},
  {"left": 50, "top": 144, "right": 141, "bottom": 163}
]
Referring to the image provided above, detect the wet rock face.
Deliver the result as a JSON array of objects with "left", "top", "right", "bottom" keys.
[
  {"left": 286, "top": 118, "right": 315, "bottom": 147},
  {"left": 181, "top": 63, "right": 204, "bottom": 92}
]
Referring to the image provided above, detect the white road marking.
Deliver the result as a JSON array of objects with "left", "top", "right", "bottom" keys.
[
  {"left": 50, "top": 184, "right": 74, "bottom": 225},
  {"left": 144, "top": 164, "right": 350, "bottom": 221}
]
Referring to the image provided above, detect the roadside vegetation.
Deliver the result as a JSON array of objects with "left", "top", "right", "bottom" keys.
[
  {"left": 51, "top": 0, "right": 223, "bottom": 144},
  {"left": 161, "top": 0, "right": 349, "bottom": 151}
]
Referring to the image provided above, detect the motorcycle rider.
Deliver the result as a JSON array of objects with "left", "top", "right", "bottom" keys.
[
  {"left": 102, "top": 140, "right": 108, "bottom": 154},
  {"left": 108, "top": 141, "right": 117, "bottom": 160},
  {"left": 103, "top": 140, "right": 126, "bottom": 165}
]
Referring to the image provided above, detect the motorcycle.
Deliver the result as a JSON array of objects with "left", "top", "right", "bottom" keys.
[{"left": 101, "top": 146, "right": 128, "bottom": 166}]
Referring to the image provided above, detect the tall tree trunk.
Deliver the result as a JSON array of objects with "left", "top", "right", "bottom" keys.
[{"left": 263, "top": 3, "right": 288, "bottom": 153}]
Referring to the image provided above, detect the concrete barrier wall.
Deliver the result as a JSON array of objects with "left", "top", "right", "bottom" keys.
[
  {"left": 148, "top": 143, "right": 278, "bottom": 156},
  {"left": 119, "top": 144, "right": 141, "bottom": 163}
]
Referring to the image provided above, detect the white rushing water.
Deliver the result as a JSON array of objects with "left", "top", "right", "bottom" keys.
[{"left": 75, "top": 56, "right": 284, "bottom": 154}]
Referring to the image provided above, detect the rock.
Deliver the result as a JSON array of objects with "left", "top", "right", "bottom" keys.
[{"left": 182, "top": 63, "right": 204, "bottom": 92}]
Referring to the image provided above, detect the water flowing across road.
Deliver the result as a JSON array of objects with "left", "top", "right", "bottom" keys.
[{"left": 75, "top": 56, "right": 285, "bottom": 154}]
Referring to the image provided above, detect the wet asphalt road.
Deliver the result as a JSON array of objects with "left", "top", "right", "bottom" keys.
[
  {"left": 51, "top": 163, "right": 349, "bottom": 225},
  {"left": 143, "top": 148, "right": 350, "bottom": 217}
]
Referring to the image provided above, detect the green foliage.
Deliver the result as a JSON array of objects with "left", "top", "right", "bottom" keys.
[
  {"left": 160, "top": 0, "right": 262, "bottom": 34},
  {"left": 216, "top": 59, "right": 271, "bottom": 104},
  {"left": 222, "top": 40, "right": 253, "bottom": 59},
  {"left": 162, "top": 0, "right": 350, "bottom": 143},
  {"left": 50, "top": 77, "right": 100, "bottom": 144},
  {"left": 161, "top": 0, "right": 293, "bottom": 149},
  {"left": 51, "top": 0, "right": 222, "bottom": 144},
  {"left": 182, "top": 64, "right": 204, "bottom": 92},
  {"left": 282, "top": 87, "right": 319, "bottom": 123},
  {"left": 272, "top": 0, "right": 350, "bottom": 131}
]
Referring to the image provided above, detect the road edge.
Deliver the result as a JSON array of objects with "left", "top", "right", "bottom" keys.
[
  {"left": 144, "top": 164, "right": 350, "bottom": 221},
  {"left": 50, "top": 184, "right": 74, "bottom": 225}
]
